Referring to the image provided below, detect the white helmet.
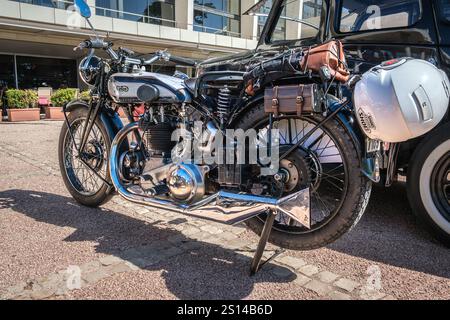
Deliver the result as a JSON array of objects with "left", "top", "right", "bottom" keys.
[{"left": 353, "top": 58, "right": 450, "bottom": 143}]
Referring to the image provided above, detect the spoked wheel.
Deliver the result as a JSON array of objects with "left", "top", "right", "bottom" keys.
[
  {"left": 236, "top": 104, "right": 372, "bottom": 250},
  {"left": 58, "top": 107, "right": 112, "bottom": 207},
  {"left": 408, "top": 122, "right": 450, "bottom": 247}
]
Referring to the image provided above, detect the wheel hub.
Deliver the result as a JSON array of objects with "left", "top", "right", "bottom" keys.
[
  {"left": 277, "top": 147, "right": 312, "bottom": 194},
  {"left": 82, "top": 140, "right": 104, "bottom": 171}
]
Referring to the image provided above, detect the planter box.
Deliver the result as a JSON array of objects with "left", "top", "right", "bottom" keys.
[
  {"left": 45, "top": 106, "right": 64, "bottom": 120},
  {"left": 7, "top": 108, "right": 41, "bottom": 122}
]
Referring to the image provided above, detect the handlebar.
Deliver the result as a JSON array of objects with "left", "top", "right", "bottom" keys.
[
  {"left": 167, "top": 54, "right": 197, "bottom": 67},
  {"left": 74, "top": 39, "right": 111, "bottom": 51},
  {"left": 75, "top": 39, "right": 197, "bottom": 68}
]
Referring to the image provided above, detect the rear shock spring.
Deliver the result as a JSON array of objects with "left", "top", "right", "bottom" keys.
[{"left": 217, "top": 86, "right": 231, "bottom": 126}]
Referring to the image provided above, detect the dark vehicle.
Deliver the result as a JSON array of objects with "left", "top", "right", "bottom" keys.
[{"left": 199, "top": 0, "right": 450, "bottom": 245}]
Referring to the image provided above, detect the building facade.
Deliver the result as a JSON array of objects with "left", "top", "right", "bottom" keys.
[{"left": 0, "top": 0, "right": 322, "bottom": 91}]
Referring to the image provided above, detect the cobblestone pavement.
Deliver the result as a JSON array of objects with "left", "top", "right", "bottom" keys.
[{"left": 0, "top": 121, "right": 449, "bottom": 300}]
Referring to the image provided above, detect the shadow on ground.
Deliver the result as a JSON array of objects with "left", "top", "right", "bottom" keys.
[
  {"left": 0, "top": 189, "right": 295, "bottom": 299},
  {"left": 328, "top": 183, "right": 450, "bottom": 279}
]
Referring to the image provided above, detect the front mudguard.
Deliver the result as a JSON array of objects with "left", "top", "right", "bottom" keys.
[{"left": 64, "top": 100, "right": 124, "bottom": 144}]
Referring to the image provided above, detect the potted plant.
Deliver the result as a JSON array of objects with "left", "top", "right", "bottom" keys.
[
  {"left": 6, "top": 89, "right": 40, "bottom": 122},
  {"left": 79, "top": 90, "right": 91, "bottom": 103},
  {"left": 48, "top": 88, "right": 78, "bottom": 120}
]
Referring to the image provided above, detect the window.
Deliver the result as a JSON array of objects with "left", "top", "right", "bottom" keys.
[
  {"left": 16, "top": 56, "right": 78, "bottom": 90},
  {"left": 439, "top": 0, "right": 450, "bottom": 22},
  {"left": 0, "top": 55, "right": 16, "bottom": 89},
  {"left": 194, "top": 0, "right": 241, "bottom": 37},
  {"left": 339, "top": 0, "right": 422, "bottom": 33},
  {"left": 254, "top": 0, "right": 322, "bottom": 42},
  {"left": 12, "top": 0, "right": 73, "bottom": 10},
  {"left": 96, "top": 0, "right": 175, "bottom": 27}
]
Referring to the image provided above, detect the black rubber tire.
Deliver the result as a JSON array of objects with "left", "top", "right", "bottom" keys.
[
  {"left": 58, "top": 107, "right": 113, "bottom": 208},
  {"left": 235, "top": 103, "right": 372, "bottom": 250},
  {"left": 407, "top": 122, "right": 450, "bottom": 247}
]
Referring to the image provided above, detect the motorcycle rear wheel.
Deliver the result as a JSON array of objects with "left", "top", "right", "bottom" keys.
[
  {"left": 235, "top": 103, "right": 372, "bottom": 250},
  {"left": 58, "top": 107, "right": 112, "bottom": 207}
]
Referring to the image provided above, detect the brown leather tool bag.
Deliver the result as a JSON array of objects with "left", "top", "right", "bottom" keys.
[
  {"left": 264, "top": 84, "right": 322, "bottom": 117},
  {"left": 301, "top": 40, "right": 350, "bottom": 83}
]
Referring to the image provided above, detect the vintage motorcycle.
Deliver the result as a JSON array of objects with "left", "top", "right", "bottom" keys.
[
  {"left": 60, "top": 1, "right": 448, "bottom": 261},
  {"left": 60, "top": 0, "right": 373, "bottom": 255}
]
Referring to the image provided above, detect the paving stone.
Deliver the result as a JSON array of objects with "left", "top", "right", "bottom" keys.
[
  {"left": 327, "top": 290, "right": 352, "bottom": 300},
  {"left": 188, "top": 220, "right": 208, "bottom": 227},
  {"left": 31, "top": 288, "right": 55, "bottom": 300},
  {"left": 120, "top": 248, "right": 142, "bottom": 261},
  {"left": 104, "top": 262, "right": 133, "bottom": 275},
  {"left": 82, "top": 268, "right": 110, "bottom": 284},
  {"left": 99, "top": 255, "right": 123, "bottom": 266},
  {"left": 304, "top": 280, "right": 332, "bottom": 296},
  {"left": 80, "top": 260, "right": 102, "bottom": 274},
  {"left": 293, "top": 273, "right": 311, "bottom": 286},
  {"left": 200, "top": 225, "right": 224, "bottom": 235},
  {"left": 182, "top": 227, "right": 202, "bottom": 237},
  {"left": 135, "top": 207, "right": 151, "bottom": 215},
  {"left": 6, "top": 281, "right": 27, "bottom": 297},
  {"left": 276, "top": 255, "right": 307, "bottom": 270},
  {"left": 124, "top": 261, "right": 141, "bottom": 271},
  {"left": 226, "top": 239, "right": 250, "bottom": 250},
  {"left": 180, "top": 240, "right": 202, "bottom": 251},
  {"left": 217, "top": 231, "right": 238, "bottom": 241},
  {"left": 334, "top": 278, "right": 360, "bottom": 293},
  {"left": 298, "top": 264, "right": 320, "bottom": 276},
  {"left": 205, "top": 236, "right": 225, "bottom": 246},
  {"left": 316, "top": 271, "right": 339, "bottom": 284},
  {"left": 358, "top": 287, "right": 386, "bottom": 300},
  {"left": 167, "top": 234, "right": 186, "bottom": 244},
  {"left": 161, "top": 246, "right": 184, "bottom": 258},
  {"left": 270, "top": 265, "right": 296, "bottom": 280}
]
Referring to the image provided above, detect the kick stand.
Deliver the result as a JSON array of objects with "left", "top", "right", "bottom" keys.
[{"left": 250, "top": 210, "right": 280, "bottom": 276}]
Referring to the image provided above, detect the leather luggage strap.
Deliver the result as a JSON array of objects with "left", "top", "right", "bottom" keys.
[
  {"left": 296, "top": 85, "right": 305, "bottom": 117},
  {"left": 272, "top": 86, "right": 279, "bottom": 117}
]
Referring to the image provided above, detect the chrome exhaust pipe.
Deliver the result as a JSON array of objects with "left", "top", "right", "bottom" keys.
[{"left": 110, "top": 123, "right": 311, "bottom": 227}]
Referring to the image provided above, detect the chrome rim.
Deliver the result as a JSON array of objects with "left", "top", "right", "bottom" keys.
[
  {"left": 63, "top": 118, "right": 108, "bottom": 196},
  {"left": 257, "top": 117, "right": 348, "bottom": 234}
]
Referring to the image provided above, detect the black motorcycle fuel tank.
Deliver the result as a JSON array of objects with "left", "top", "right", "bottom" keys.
[{"left": 108, "top": 71, "right": 192, "bottom": 104}]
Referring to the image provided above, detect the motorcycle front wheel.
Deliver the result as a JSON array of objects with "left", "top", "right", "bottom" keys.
[
  {"left": 235, "top": 103, "right": 372, "bottom": 250},
  {"left": 58, "top": 107, "right": 112, "bottom": 207}
]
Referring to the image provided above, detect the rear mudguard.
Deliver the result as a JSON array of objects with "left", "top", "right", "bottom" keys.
[
  {"left": 64, "top": 100, "right": 124, "bottom": 143},
  {"left": 326, "top": 96, "right": 378, "bottom": 182}
]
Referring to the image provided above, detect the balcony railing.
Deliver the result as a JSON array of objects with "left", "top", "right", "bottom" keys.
[{"left": 9, "top": 0, "right": 250, "bottom": 39}]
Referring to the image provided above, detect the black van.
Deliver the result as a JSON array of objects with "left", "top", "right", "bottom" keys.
[{"left": 200, "top": 0, "right": 450, "bottom": 245}]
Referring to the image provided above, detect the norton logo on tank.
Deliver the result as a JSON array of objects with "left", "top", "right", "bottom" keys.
[{"left": 117, "top": 85, "right": 129, "bottom": 93}]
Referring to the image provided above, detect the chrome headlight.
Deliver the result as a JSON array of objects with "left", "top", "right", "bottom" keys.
[{"left": 79, "top": 55, "right": 101, "bottom": 86}]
